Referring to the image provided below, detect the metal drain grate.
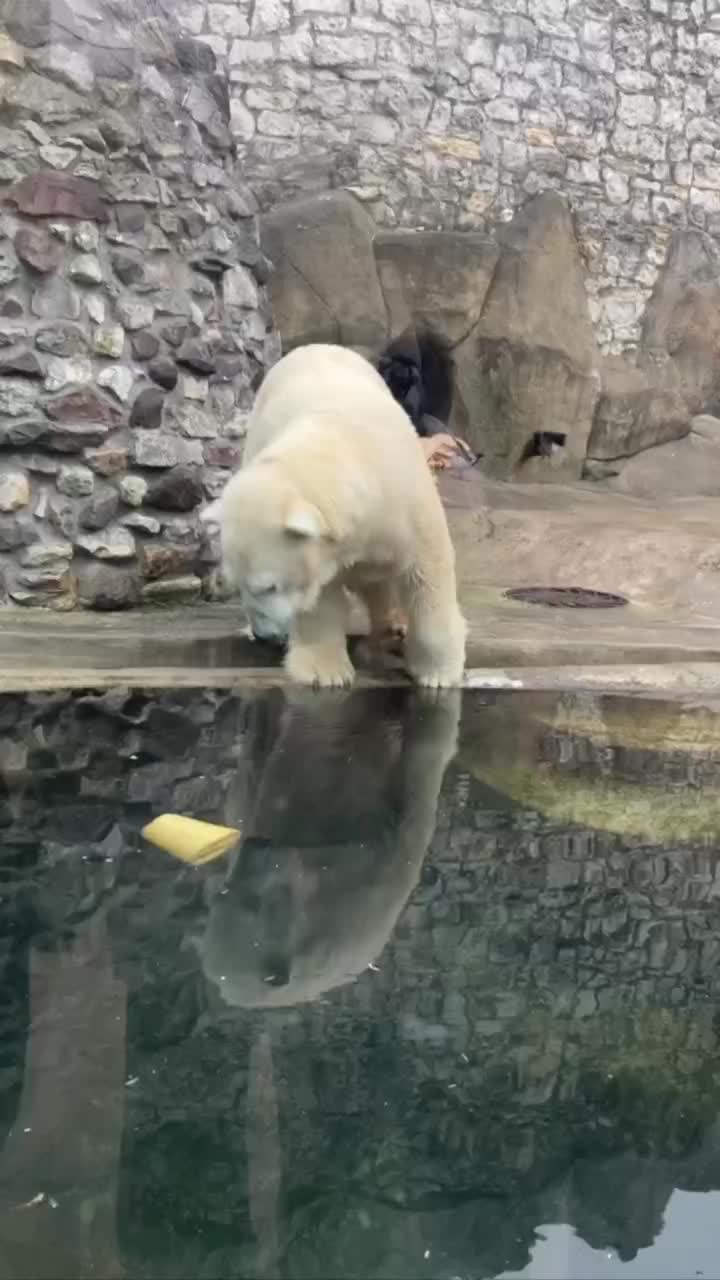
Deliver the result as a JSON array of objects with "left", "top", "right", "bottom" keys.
[{"left": 504, "top": 586, "right": 628, "bottom": 609}]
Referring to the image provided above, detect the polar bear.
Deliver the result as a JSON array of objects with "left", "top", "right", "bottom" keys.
[
  {"left": 198, "top": 686, "right": 460, "bottom": 1007},
  {"left": 205, "top": 343, "right": 467, "bottom": 689}
]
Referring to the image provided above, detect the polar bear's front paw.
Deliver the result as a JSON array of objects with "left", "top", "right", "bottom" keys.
[
  {"left": 413, "top": 668, "right": 464, "bottom": 690},
  {"left": 405, "top": 608, "right": 466, "bottom": 691},
  {"left": 285, "top": 644, "right": 355, "bottom": 689},
  {"left": 407, "top": 639, "right": 465, "bottom": 689}
]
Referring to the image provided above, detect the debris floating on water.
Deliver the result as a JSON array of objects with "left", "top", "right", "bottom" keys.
[
  {"left": 142, "top": 814, "right": 241, "bottom": 865},
  {"left": 14, "top": 1193, "right": 45, "bottom": 1211}
]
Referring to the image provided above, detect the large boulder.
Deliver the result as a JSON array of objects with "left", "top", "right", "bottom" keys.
[
  {"left": 607, "top": 418, "right": 720, "bottom": 499},
  {"left": 373, "top": 231, "right": 498, "bottom": 349},
  {"left": 449, "top": 194, "right": 598, "bottom": 481},
  {"left": 259, "top": 191, "right": 387, "bottom": 357},
  {"left": 587, "top": 357, "right": 690, "bottom": 461},
  {"left": 640, "top": 229, "right": 720, "bottom": 415}
]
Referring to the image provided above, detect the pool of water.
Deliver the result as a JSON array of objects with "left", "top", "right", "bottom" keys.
[{"left": 1, "top": 685, "right": 720, "bottom": 1279}]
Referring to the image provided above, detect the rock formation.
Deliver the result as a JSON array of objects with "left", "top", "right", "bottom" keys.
[{"left": 262, "top": 189, "right": 720, "bottom": 489}]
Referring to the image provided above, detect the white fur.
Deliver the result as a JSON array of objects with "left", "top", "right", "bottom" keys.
[{"left": 211, "top": 343, "right": 467, "bottom": 688}]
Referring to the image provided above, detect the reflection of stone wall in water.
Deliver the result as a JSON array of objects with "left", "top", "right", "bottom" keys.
[
  {"left": 3, "top": 689, "right": 720, "bottom": 1276},
  {"left": 0, "top": 0, "right": 274, "bottom": 610}
]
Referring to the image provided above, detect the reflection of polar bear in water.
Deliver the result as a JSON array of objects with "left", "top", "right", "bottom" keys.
[{"left": 198, "top": 687, "right": 460, "bottom": 1008}]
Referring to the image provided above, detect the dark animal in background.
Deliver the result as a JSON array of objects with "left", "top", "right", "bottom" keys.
[
  {"left": 377, "top": 331, "right": 451, "bottom": 435},
  {"left": 377, "top": 346, "right": 425, "bottom": 430},
  {"left": 378, "top": 331, "right": 478, "bottom": 470},
  {"left": 520, "top": 431, "right": 567, "bottom": 462}
]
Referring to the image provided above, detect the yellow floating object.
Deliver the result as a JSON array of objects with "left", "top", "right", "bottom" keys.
[{"left": 142, "top": 814, "right": 241, "bottom": 865}]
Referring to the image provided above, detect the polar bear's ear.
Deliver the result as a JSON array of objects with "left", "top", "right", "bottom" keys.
[{"left": 284, "top": 501, "right": 326, "bottom": 539}]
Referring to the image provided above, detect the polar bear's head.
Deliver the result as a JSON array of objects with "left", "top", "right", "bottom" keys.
[
  {"left": 198, "top": 834, "right": 415, "bottom": 1008},
  {"left": 202, "top": 464, "right": 339, "bottom": 642}
]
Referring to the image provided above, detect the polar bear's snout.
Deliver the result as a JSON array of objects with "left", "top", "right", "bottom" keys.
[
  {"left": 242, "top": 567, "right": 326, "bottom": 643},
  {"left": 243, "top": 586, "right": 293, "bottom": 645},
  {"left": 209, "top": 464, "right": 339, "bottom": 646},
  {"left": 249, "top": 615, "right": 289, "bottom": 646}
]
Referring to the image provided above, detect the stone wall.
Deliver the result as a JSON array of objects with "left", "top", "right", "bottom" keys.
[
  {"left": 0, "top": 0, "right": 274, "bottom": 610},
  {"left": 5, "top": 0, "right": 720, "bottom": 604},
  {"left": 182, "top": 0, "right": 720, "bottom": 356}
]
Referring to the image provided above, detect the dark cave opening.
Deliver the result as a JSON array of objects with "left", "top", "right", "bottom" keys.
[{"left": 377, "top": 331, "right": 453, "bottom": 435}]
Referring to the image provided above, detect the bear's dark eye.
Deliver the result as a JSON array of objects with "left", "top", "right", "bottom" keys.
[{"left": 263, "top": 955, "right": 290, "bottom": 987}]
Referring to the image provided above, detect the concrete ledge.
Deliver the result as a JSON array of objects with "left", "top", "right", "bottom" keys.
[
  {"left": 2, "top": 662, "right": 719, "bottom": 699},
  {"left": 6, "top": 470, "right": 720, "bottom": 698}
]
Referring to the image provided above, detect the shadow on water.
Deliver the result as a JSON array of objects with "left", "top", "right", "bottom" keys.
[{"left": 1, "top": 686, "right": 720, "bottom": 1277}]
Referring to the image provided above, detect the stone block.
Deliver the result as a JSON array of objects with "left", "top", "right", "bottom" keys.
[
  {"left": 117, "top": 299, "right": 156, "bottom": 331},
  {"left": 148, "top": 356, "right": 178, "bottom": 390},
  {"left": 57, "top": 465, "right": 94, "bottom": 497},
  {"left": 172, "top": 403, "right": 218, "bottom": 439},
  {"left": 375, "top": 231, "right": 499, "bottom": 349},
  {"left": 76, "top": 563, "right": 141, "bottom": 610},
  {"left": 130, "top": 387, "right": 165, "bottom": 429},
  {"left": 85, "top": 447, "right": 129, "bottom": 477},
  {"left": 0, "top": 349, "right": 44, "bottom": 379},
  {"left": 312, "top": 34, "right": 376, "bottom": 66},
  {"left": 608, "top": 432, "right": 720, "bottom": 498},
  {"left": 131, "top": 434, "right": 203, "bottom": 469},
  {"left": 98, "top": 365, "right": 135, "bottom": 403},
  {"left": 77, "top": 526, "right": 136, "bottom": 561},
  {"left": 0, "top": 379, "right": 41, "bottom": 417},
  {"left": 6, "top": 173, "right": 108, "bottom": 221},
  {"left": 0, "top": 418, "right": 46, "bottom": 447},
  {"left": 44, "top": 422, "right": 111, "bottom": 452},
  {"left": 0, "top": 471, "right": 30, "bottom": 512},
  {"left": 44, "top": 356, "right": 94, "bottom": 391},
  {"left": 641, "top": 229, "right": 720, "bottom": 414},
  {"left": 31, "top": 278, "right": 81, "bottom": 321},
  {"left": 223, "top": 264, "right": 259, "bottom": 309},
  {"left": 141, "top": 575, "right": 203, "bottom": 603},
  {"left": 93, "top": 326, "right": 125, "bottom": 359},
  {"left": 79, "top": 485, "right": 121, "bottom": 531},
  {"left": 450, "top": 193, "right": 598, "bottom": 480},
  {"left": 14, "top": 226, "right": 63, "bottom": 274},
  {"left": 69, "top": 254, "right": 103, "bottom": 285},
  {"left": 587, "top": 358, "right": 690, "bottom": 460},
  {"left": 19, "top": 540, "right": 72, "bottom": 568},
  {"left": 141, "top": 543, "right": 198, "bottom": 580},
  {"left": 123, "top": 512, "right": 160, "bottom": 534},
  {"left": 0, "top": 515, "right": 33, "bottom": 551},
  {"left": 260, "top": 190, "right": 386, "bottom": 355},
  {"left": 36, "top": 323, "right": 88, "bottom": 356},
  {"left": 209, "top": 4, "right": 251, "bottom": 36},
  {"left": 147, "top": 466, "right": 205, "bottom": 510}
]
